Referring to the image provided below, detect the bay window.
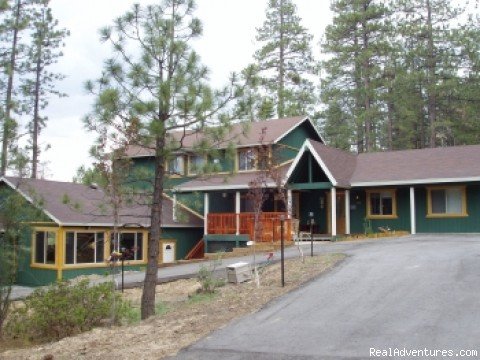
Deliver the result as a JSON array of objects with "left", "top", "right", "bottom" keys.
[
  {"left": 65, "top": 231, "right": 104, "bottom": 264},
  {"left": 34, "top": 230, "right": 56, "bottom": 265},
  {"left": 110, "top": 232, "right": 144, "bottom": 261}
]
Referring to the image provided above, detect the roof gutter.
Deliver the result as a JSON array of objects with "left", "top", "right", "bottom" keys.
[{"left": 351, "top": 177, "right": 480, "bottom": 187}]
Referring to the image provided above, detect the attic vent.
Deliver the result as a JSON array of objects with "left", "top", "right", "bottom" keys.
[{"left": 89, "top": 183, "right": 99, "bottom": 190}]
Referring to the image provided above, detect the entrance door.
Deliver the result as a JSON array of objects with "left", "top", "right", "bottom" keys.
[
  {"left": 336, "top": 192, "right": 346, "bottom": 235},
  {"left": 160, "top": 240, "right": 176, "bottom": 263}
]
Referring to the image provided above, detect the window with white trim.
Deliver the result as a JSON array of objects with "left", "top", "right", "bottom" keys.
[
  {"left": 65, "top": 232, "right": 104, "bottom": 264},
  {"left": 110, "top": 232, "right": 144, "bottom": 261},
  {"left": 34, "top": 231, "right": 56, "bottom": 264},
  {"left": 238, "top": 148, "right": 256, "bottom": 171},
  {"left": 428, "top": 187, "right": 466, "bottom": 216}
]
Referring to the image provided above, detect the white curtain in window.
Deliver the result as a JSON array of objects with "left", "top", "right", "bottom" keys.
[{"left": 446, "top": 188, "right": 462, "bottom": 214}]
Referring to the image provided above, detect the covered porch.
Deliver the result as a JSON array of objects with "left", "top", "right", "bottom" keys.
[
  {"left": 286, "top": 142, "right": 354, "bottom": 238},
  {"left": 202, "top": 189, "right": 293, "bottom": 241},
  {"left": 207, "top": 212, "right": 293, "bottom": 242}
]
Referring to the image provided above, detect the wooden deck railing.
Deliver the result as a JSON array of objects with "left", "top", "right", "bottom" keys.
[{"left": 207, "top": 212, "right": 292, "bottom": 242}]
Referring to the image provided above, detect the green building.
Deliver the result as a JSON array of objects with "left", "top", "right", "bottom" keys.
[
  {"left": 1, "top": 177, "right": 203, "bottom": 286},
  {"left": 4, "top": 115, "right": 480, "bottom": 285}
]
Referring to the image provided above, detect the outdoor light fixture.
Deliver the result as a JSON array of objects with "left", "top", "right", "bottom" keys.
[
  {"left": 320, "top": 197, "right": 325, "bottom": 209},
  {"left": 309, "top": 212, "right": 315, "bottom": 257}
]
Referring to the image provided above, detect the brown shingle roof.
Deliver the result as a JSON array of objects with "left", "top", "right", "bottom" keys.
[
  {"left": 125, "top": 116, "right": 319, "bottom": 158},
  {"left": 308, "top": 141, "right": 357, "bottom": 187},
  {"left": 305, "top": 142, "right": 480, "bottom": 187},
  {"left": 351, "top": 145, "right": 480, "bottom": 185},
  {"left": 2, "top": 177, "right": 203, "bottom": 227},
  {"left": 175, "top": 163, "right": 291, "bottom": 191}
]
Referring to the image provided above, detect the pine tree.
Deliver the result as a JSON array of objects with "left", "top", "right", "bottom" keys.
[
  {"left": 85, "top": 0, "right": 238, "bottom": 319},
  {"left": 394, "top": 0, "right": 466, "bottom": 148},
  {"left": 0, "top": 0, "right": 33, "bottom": 174},
  {"left": 22, "top": 0, "right": 68, "bottom": 178},
  {"left": 253, "top": 0, "right": 317, "bottom": 119},
  {"left": 321, "top": 0, "right": 391, "bottom": 152}
]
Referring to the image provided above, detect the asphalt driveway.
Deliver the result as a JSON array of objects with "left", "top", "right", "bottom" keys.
[{"left": 173, "top": 234, "right": 480, "bottom": 360}]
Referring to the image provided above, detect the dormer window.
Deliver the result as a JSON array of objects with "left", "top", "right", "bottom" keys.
[
  {"left": 168, "top": 155, "right": 185, "bottom": 176},
  {"left": 238, "top": 148, "right": 256, "bottom": 171}
]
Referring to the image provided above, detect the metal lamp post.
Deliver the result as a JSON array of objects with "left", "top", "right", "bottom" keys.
[{"left": 309, "top": 212, "right": 315, "bottom": 257}]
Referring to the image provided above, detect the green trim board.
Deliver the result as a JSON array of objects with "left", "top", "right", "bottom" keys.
[
  {"left": 289, "top": 182, "right": 332, "bottom": 190},
  {"left": 203, "top": 234, "right": 250, "bottom": 253}
]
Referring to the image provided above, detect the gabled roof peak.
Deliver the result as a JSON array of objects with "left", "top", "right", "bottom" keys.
[{"left": 125, "top": 116, "right": 323, "bottom": 158}]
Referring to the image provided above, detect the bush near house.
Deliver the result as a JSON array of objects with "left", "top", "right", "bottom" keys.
[{"left": 5, "top": 280, "right": 131, "bottom": 342}]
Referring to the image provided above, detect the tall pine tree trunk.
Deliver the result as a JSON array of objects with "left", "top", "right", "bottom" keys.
[
  {"left": 31, "top": 43, "right": 43, "bottom": 179},
  {"left": 141, "top": 134, "right": 165, "bottom": 319},
  {"left": 426, "top": 0, "right": 437, "bottom": 148},
  {"left": 354, "top": 36, "right": 364, "bottom": 153},
  {"left": 278, "top": 0, "right": 285, "bottom": 118},
  {"left": 387, "top": 84, "right": 395, "bottom": 151},
  {"left": 1, "top": 0, "right": 21, "bottom": 175},
  {"left": 361, "top": 8, "right": 372, "bottom": 152}
]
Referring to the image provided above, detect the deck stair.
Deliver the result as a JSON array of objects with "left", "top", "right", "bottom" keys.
[{"left": 185, "top": 238, "right": 205, "bottom": 260}]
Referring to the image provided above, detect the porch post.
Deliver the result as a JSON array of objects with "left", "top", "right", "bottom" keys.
[
  {"left": 287, "top": 189, "right": 293, "bottom": 218},
  {"left": 235, "top": 191, "right": 241, "bottom": 235},
  {"left": 204, "top": 192, "right": 209, "bottom": 235},
  {"left": 172, "top": 193, "right": 177, "bottom": 222},
  {"left": 410, "top": 186, "right": 416, "bottom": 235},
  {"left": 331, "top": 187, "right": 337, "bottom": 237},
  {"left": 345, "top": 189, "right": 350, "bottom": 235}
]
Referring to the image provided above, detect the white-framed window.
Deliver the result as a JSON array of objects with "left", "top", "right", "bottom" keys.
[
  {"left": 110, "top": 232, "right": 144, "bottom": 261},
  {"left": 168, "top": 155, "right": 185, "bottom": 175},
  {"left": 427, "top": 186, "right": 466, "bottom": 217},
  {"left": 366, "top": 189, "right": 397, "bottom": 218},
  {"left": 65, "top": 231, "right": 104, "bottom": 264},
  {"left": 238, "top": 148, "right": 256, "bottom": 171},
  {"left": 34, "top": 231, "right": 56, "bottom": 264},
  {"left": 188, "top": 155, "right": 205, "bottom": 175}
]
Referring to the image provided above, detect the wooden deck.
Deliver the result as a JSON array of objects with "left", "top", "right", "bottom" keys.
[{"left": 207, "top": 212, "right": 292, "bottom": 242}]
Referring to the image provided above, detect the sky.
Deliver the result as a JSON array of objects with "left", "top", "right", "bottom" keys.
[{"left": 38, "top": 0, "right": 333, "bottom": 181}]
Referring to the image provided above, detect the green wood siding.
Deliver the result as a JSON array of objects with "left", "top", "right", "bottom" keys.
[
  {"left": 16, "top": 227, "right": 59, "bottom": 286},
  {"left": 350, "top": 184, "right": 480, "bottom": 234},
  {"left": 17, "top": 267, "right": 58, "bottom": 287},
  {"left": 415, "top": 184, "right": 480, "bottom": 233},
  {"left": 275, "top": 121, "right": 321, "bottom": 163},
  {"left": 162, "top": 228, "right": 204, "bottom": 260},
  {"left": 350, "top": 188, "right": 411, "bottom": 234},
  {"left": 289, "top": 152, "right": 329, "bottom": 184}
]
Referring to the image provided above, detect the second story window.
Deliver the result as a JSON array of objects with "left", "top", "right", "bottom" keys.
[
  {"left": 188, "top": 155, "right": 205, "bottom": 175},
  {"left": 168, "top": 155, "right": 185, "bottom": 176},
  {"left": 238, "top": 148, "right": 256, "bottom": 171}
]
